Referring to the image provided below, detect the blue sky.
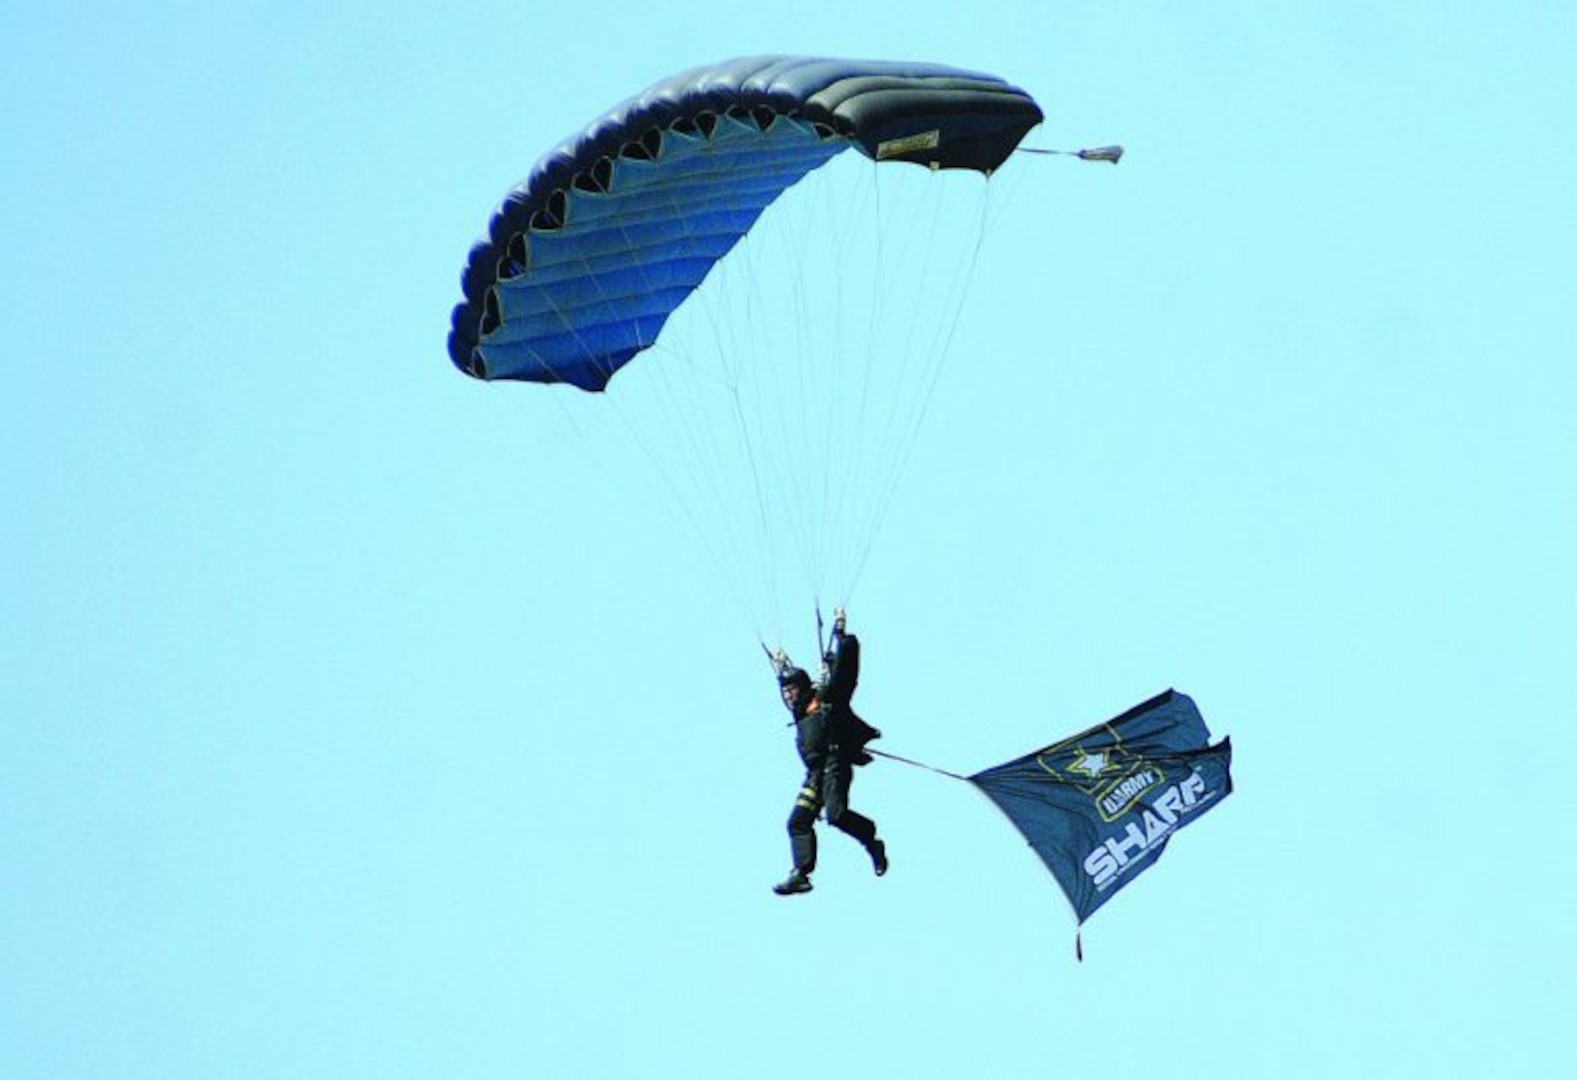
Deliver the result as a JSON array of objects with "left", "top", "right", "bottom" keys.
[{"left": 5, "top": 3, "right": 1574, "bottom": 1077}]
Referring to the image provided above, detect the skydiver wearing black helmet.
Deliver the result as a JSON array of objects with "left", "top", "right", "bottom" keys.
[{"left": 769, "top": 608, "right": 887, "bottom": 896}]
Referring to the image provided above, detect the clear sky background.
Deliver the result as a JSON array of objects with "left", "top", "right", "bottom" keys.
[{"left": 5, "top": 3, "right": 1575, "bottom": 1077}]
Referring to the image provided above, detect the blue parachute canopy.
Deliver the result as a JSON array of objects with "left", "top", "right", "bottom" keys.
[{"left": 448, "top": 55, "right": 1044, "bottom": 390}]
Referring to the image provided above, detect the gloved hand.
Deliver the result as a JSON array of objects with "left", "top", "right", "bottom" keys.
[
  {"left": 832, "top": 607, "right": 847, "bottom": 634},
  {"left": 771, "top": 648, "right": 793, "bottom": 677}
]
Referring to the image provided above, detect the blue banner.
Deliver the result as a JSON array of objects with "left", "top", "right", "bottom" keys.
[{"left": 970, "top": 690, "right": 1232, "bottom": 924}]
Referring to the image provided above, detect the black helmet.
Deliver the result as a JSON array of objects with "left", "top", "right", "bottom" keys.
[{"left": 778, "top": 666, "right": 812, "bottom": 694}]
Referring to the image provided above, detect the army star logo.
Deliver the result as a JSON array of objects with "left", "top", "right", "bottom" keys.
[{"left": 1065, "top": 748, "right": 1110, "bottom": 780}]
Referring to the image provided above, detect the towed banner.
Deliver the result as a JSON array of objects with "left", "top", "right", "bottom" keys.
[{"left": 971, "top": 690, "right": 1232, "bottom": 925}]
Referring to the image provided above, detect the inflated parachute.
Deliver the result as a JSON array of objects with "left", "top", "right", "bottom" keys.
[
  {"left": 449, "top": 56, "right": 1045, "bottom": 642},
  {"left": 448, "top": 56, "right": 1043, "bottom": 389}
]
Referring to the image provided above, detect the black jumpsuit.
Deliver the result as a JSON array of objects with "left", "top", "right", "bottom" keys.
[{"left": 785, "top": 629, "right": 880, "bottom": 874}]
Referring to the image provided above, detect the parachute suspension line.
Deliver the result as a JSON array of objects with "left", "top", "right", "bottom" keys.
[
  {"left": 794, "top": 172, "right": 835, "bottom": 605},
  {"left": 652, "top": 193, "right": 787, "bottom": 637},
  {"left": 784, "top": 156, "right": 870, "bottom": 611},
  {"left": 796, "top": 158, "right": 959, "bottom": 609},
  {"left": 840, "top": 156, "right": 911, "bottom": 604},
  {"left": 663, "top": 280, "right": 773, "bottom": 631},
  {"left": 677, "top": 152, "right": 798, "bottom": 639},
  {"left": 852, "top": 171, "right": 961, "bottom": 575},
  {"left": 804, "top": 149, "right": 965, "bottom": 615},
  {"left": 678, "top": 223, "right": 788, "bottom": 636},
  {"left": 761, "top": 172, "right": 830, "bottom": 617},
  {"left": 630, "top": 135, "right": 859, "bottom": 642},
  {"left": 672, "top": 151, "right": 839, "bottom": 642},
  {"left": 725, "top": 151, "right": 874, "bottom": 625},
  {"left": 727, "top": 177, "right": 819, "bottom": 641},
  {"left": 728, "top": 377, "right": 784, "bottom": 634},
  {"left": 806, "top": 192, "right": 832, "bottom": 606},
  {"left": 548, "top": 191, "right": 767, "bottom": 636},
  {"left": 827, "top": 165, "right": 887, "bottom": 601},
  {"left": 776, "top": 150, "right": 867, "bottom": 635},
  {"left": 590, "top": 373, "right": 763, "bottom": 636},
  {"left": 484, "top": 241, "right": 765, "bottom": 637},
  {"left": 844, "top": 184, "right": 986, "bottom": 599},
  {"left": 831, "top": 160, "right": 897, "bottom": 601},
  {"left": 496, "top": 388, "right": 775, "bottom": 640},
  {"left": 843, "top": 172, "right": 996, "bottom": 601},
  {"left": 815, "top": 161, "right": 875, "bottom": 604},
  {"left": 815, "top": 151, "right": 860, "bottom": 603}
]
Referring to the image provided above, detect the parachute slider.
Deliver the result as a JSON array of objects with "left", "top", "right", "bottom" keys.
[
  {"left": 1077, "top": 144, "right": 1124, "bottom": 163},
  {"left": 1016, "top": 143, "right": 1124, "bottom": 164}
]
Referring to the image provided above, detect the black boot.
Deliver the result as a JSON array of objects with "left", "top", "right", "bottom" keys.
[
  {"left": 869, "top": 839, "right": 888, "bottom": 877},
  {"left": 772, "top": 869, "right": 813, "bottom": 896}
]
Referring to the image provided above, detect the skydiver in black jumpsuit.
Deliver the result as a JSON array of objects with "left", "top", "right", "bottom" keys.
[{"left": 771, "top": 610, "right": 888, "bottom": 896}]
